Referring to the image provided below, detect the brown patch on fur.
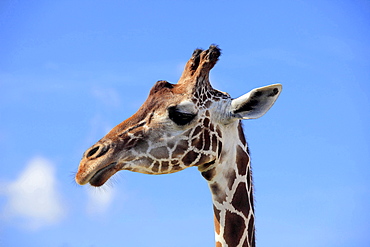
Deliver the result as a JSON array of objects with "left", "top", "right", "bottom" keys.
[
  {"left": 247, "top": 215, "right": 255, "bottom": 247},
  {"left": 138, "top": 140, "right": 149, "bottom": 153},
  {"left": 192, "top": 136, "right": 204, "bottom": 150},
  {"left": 213, "top": 96, "right": 220, "bottom": 102},
  {"left": 161, "top": 161, "right": 169, "bottom": 173},
  {"left": 205, "top": 100, "right": 212, "bottom": 108},
  {"left": 231, "top": 182, "right": 250, "bottom": 218},
  {"left": 167, "top": 141, "right": 175, "bottom": 150},
  {"left": 201, "top": 167, "right": 216, "bottom": 181},
  {"left": 246, "top": 168, "right": 251, "bottom": 189},
  {"left": 172, "top": 164, "right": 182, "bottom": 171},
  {"left": 197, "top": 154, "right": 212, "bottom": 166},
  {"left": 182, "top": 150, "right": 199, "bottom": 165},
  {"left": 224, "top": 211, "right": 245, "bottom": 247},
  {"left": 236, "top": 146, "right": 249, "bottom": 176},
  {"left": 149, "top": 146, "right": 169, "bottom": 159},
  {"left": 228, "top": 170, "right": 237, "bottom": 190},
  {"left": 210, "top": 183, "right": 220, "bottom": 195},
  {"left": 172, "top": 140, "right": 188, "bottom": 157},
  {"left": 152, "top": 161, "right": 160, "bottom": 173},
  {"left": 213, "top": 205, "right": 221, "bottom": 235},
  {"left": 203, "top": 129, "right": 211, "bottom": 150},
  {"left": 211, "top": 134, "right": 218, "bottom": 153},
  {"left": 203, "top": 117, "right": 210, "bottom": 128},
  {"left": 199, "top": 158, "right": 215, "bottom": 170},
  {"left": 216, "top": 242, "right": 222, "bottom": 247},
  {"left": 193, "top": 125, "right": 203, "bottom": 137},
  {"left": 201, "top": 92, "right": 207, "bottom": 102}
]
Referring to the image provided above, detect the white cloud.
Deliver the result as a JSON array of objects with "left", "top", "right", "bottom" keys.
[
  {"left": 86, "top": 186, "right": 115, "bottom": 215},
  {"left": 1, "top": 156, "right": 66, "bottom": 230}
]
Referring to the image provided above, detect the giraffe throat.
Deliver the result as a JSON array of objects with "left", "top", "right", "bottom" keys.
[{"left": 199, "top": 121, "right": 255, "bottom": 247}]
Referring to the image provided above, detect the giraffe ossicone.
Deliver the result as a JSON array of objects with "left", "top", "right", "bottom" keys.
[{"left": 76, "top": 45, "right": 281, "bottom": 247}]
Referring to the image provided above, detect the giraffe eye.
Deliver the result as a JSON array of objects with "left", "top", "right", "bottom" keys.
[{"left": 168, "top": 106, "right": 196, "bottom": 126}]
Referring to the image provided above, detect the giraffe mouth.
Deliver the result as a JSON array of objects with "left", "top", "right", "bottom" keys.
[{"left": 89, "top": 162, "right": 121, "bottom": 187}]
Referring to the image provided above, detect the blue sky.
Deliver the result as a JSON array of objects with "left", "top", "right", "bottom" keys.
[{"left": 0, "top": 1, "right": 369, "bottom": 246}]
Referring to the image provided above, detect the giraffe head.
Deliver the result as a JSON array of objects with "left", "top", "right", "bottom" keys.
[{"left": 76, "top": 45, "right": 281, "bottom": 187}]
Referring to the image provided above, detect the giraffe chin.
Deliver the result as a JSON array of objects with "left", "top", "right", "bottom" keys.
[{"left": 89, "top": 162, "right": 120, "bottom": 187}]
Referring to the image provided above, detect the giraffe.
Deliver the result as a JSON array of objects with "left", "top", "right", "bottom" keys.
[{"left": 76, "top": 45, "right": 281, "bottom": 247}]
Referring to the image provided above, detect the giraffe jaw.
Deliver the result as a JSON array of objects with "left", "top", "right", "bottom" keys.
[{"left": 88, "top": 162, "right": 122, "bottom": 187}]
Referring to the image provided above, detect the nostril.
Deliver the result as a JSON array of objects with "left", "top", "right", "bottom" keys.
[
  {"left": 86, "top": 146, "right": 100, "bottom": 158},
  {"left": 96, "top": 145, "right": 110, "bottom": 158}
]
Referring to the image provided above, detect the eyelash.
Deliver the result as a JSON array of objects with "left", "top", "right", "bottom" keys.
[{"left": 168, "top": 106, "right": 196, "bottom": 126}]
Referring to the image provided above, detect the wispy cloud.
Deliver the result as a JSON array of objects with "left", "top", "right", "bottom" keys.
[
  {"left": 86, "top": 186, "right": 115, "bottom": 215},
  {"left": 91, "top": 86, "right": 122, "bottom": 108},
  {"left": 0, "top": 156, "right": 66, "bottom": 230}
]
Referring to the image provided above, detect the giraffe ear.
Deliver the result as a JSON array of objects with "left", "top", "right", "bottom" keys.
[{"left": 230, "top": 84, "right": 282, "bottom": 119}]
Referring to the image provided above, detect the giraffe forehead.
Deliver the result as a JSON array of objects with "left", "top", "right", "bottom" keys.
[{"left": 105, "top": 80, "right": 232, "bottom": 142}]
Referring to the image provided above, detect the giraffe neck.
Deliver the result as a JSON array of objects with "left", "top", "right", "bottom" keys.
[{"left": 199, "top": 121, "right": 255, "bottom": 247}]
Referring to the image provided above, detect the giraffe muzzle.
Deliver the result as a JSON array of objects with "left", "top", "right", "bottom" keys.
[{"left": 75, "top": 158, "right": 123, "bottom": 187}]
